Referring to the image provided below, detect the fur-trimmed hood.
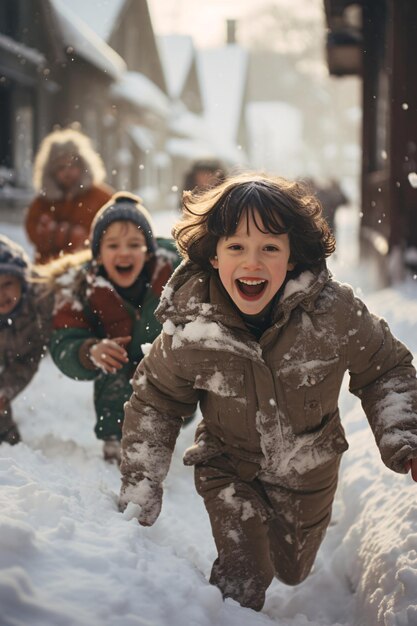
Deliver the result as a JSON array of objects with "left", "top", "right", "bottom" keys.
[{"left": 32, "top": 128, "right": 106, "bottom": 201}]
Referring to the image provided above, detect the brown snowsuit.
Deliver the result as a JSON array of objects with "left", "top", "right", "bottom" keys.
[
  {"left": 0, "top": 283, "right": 53, "bottom": 441},
  {"left": 120, "top": 261, "right": 417, "bottom": 611}
]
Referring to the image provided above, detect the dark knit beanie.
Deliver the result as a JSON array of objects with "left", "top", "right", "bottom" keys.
[
  {"left": 0, "top": 235, "right": 30, "bottom": 280},
  {"left": 90, "top": 192, "right": 156, "bottom": 259}
]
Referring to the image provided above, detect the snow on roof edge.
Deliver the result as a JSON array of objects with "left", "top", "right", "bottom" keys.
[
  {"left": 51, "top": 0, "right": 126, "bottom": 80},
  {"left": 57, "top": 0, "right": 126, "bottom": 41},
  {"left": 111, "top": 71, "right": 170, "bottom": 119}
]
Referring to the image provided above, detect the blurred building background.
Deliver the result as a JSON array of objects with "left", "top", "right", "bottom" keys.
[
  {"left": 0, "top": 0, "right": 359, "bottom": 210},
  {"left": 0, "top": 0, "right": 416, "bottom": 282},
  {"left": 324, "top": 0, "right": 417, "bottom": 283}
]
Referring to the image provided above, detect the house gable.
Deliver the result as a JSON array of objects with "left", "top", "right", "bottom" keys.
[{"left": 157, "top": 34, "right": 203, "bottom": 114}]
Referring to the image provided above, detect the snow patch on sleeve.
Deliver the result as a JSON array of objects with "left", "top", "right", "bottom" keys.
[
  {"left": 163, "top": 320, "right": 176, "bottom": 335},
  {"left": 373, "top": 387, "right": 415, "bottom": 430},
  {"left": 218, "top": 484, "right": 236, "bottom": 505},
  {"left": 160, "top": 283, "right": 174, "bottom": 306},
  {"left": 141, "top": 343, "right": 152, "bottom": 356}
]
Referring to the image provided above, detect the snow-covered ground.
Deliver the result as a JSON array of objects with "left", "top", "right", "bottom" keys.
[{"left": 1, "top": 207, "right": 417, "bottom": 626}]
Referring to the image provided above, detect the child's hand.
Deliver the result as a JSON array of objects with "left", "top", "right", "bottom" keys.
[
  {"left": 89, "top": 336, "right": 131, "bottom": 373},
  {"left": 405, "top": 458, "right": 417, "bottom": 482},
  {"left": 119, "top": 476, "right": 163, "bottom": 526}
]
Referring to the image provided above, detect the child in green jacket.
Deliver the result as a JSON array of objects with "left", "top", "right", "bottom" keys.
[{"left": 49, "top": 192, "right": 179, "bottom": 463}]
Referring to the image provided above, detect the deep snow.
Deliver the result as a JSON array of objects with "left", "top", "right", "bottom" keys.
[{"left": 1, "top": 208, "right": 417, "bottom": 626}]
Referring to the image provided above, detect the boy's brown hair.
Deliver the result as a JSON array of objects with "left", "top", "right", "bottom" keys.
[{"left": 173, "top": 172, "right": 335, "bottom": 270}]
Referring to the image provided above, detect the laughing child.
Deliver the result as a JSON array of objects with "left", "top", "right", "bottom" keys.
[
  {"left": 48, "top": 192, "right": 179, "bottom": 463},
  {"left": 118, "top": 173, "right": 417, "bottom": 611},
  {"left": 0, "top": 235, "right": 53, "bottom": 445}
]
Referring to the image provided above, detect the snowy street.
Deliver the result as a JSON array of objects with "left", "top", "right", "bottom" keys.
[{"left": 1, "top": 210, "right": 417, "bottom": 626}]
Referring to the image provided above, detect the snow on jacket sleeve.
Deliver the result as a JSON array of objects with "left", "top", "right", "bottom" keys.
[
  {"left": 120, "top": 330, "right": 199, "bottom": 500},
  {"left": 345, "top": 290, "right": 417, "bottom": 473}
]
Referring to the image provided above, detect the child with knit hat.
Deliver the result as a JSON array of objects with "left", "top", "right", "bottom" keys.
[
  {"left": 47, "top": 192, "right": 180, "bottom": 463},
  {"left": 0, "top": 235, "right": 53, "bottom": 445}
]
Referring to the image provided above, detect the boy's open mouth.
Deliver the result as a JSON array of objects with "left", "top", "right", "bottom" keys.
[
  {"left": 236, "top": 278, "right": 267, "bottom": 298},
  {"left": 115, "top": 264, "right": 134, "bottom": 274}
]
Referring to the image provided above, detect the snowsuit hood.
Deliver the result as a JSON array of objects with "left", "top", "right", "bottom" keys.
[{"left": 32, "top": 129, "right": 106, "bottom": 201}]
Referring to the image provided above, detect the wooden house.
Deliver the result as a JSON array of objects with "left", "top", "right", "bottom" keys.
[
  {"left": 0, "top": 0, "right": 64, "bottom": 210},
  {"left": 324, "top": 0, "right": 417, "bottom": 280},
  {"left": 158, "top": 34, "right": 203, "bottom": 115},
  {"left": 49, "top": 0, "right": 126, "bottom": 166},
  {"left": 0, "top": 0, "right": 126, "bottom": 212},
  {"left": 67, "top": 0, "right": 172, "bottom": 210}
]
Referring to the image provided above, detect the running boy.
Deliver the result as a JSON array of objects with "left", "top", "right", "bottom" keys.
[
  {"left": 49, "top": 192, "right": 179, "bottom": 463},
  {"left": 0, "top": 235, "right": 53, "bottom": 444},
  {"left": 119, "top": 173, "right": 417, "bottom": 610}
]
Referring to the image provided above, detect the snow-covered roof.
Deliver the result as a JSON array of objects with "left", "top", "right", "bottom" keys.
[
  {"left": 51, "top": 0, "right": 126, "bottom": 80},
  {"left": 168, "top": 105, "right": 245, "bottom": 164},
  {"left": 166, "top": 136, "right": 245, "bottom": 166},
  {"left": 111, "top": 71, "right": 170, "bottom": 119},
  {"left": 212, "top": 142, "right": 247, "bottom": 166},
  {"left": 165, "top": 137, "right": 215, "bottom": 161},
  {"left": 169, "top": 106, "right": 209, "bottom": 140},
  {"left": 59, "top": 0, "right": 126, "bottom": 41},
  {"left": 197, "top": 45, "right": 248, "bottom": 145},
  {"left": 0, "top": 33, "right": 46, "bottom": 67},
  {"left": 157, "top": 35, "right": 195, "bottom": 101}
]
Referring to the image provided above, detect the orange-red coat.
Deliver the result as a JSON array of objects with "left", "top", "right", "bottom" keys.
[{"left": 25, "top": 184, "right": 113, "bottom": 263}]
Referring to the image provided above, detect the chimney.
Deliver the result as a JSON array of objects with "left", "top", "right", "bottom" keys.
[{"left": 226, "top": 19, "right": 236, "bottom": 45}]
